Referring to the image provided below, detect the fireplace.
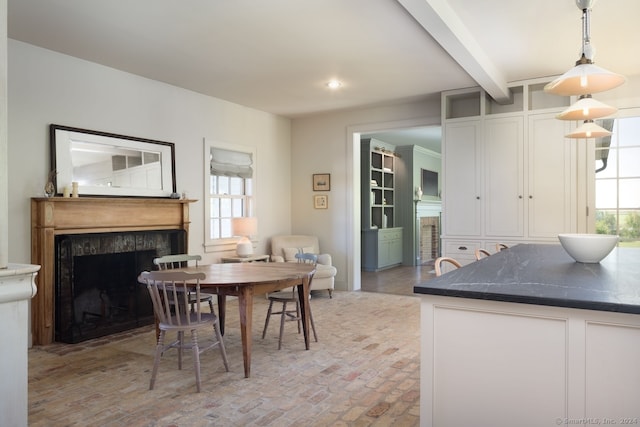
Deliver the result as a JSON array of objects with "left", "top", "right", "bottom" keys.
[
  {"left": 419, "top": 216, "right": 440, "bottom": 263},
  {"left": 31, "top": 197, "right": 193, "bottom": 345},
  {"left": 54, "top": 230, "right": 184, "bottom": 343}
]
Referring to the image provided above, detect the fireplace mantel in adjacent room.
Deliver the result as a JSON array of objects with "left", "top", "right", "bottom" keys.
[{"left": 31, "top": 197, "right": 194, "bottom": 345}]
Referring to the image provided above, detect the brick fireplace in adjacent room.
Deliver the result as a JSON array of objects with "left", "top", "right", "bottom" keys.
[
  {"left": 31, "top": 197, "right": 193, "bottom": 345},
  {"left": 419, "top": 216, "right": 440, "bottom": 264}
]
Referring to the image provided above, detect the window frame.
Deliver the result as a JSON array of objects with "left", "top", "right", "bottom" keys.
[
  {"left": 594, "top": 113, "right": 640, "bottom": 244},
  {"left": 203, "top": 139, "right": 256, "bottom": 253}
]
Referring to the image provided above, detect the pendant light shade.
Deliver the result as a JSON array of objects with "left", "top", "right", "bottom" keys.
[
  {"left": 544, "top": 1, "right": 625, "bottom": 97},
  {"left": 546, "top": 0, "right": 624, "bottom": 139},
  {"left": 556, "top": 95, "right": 617, "bottom": 120},
  {"left": 565, "top": 120, "right": 612, "bottom": 139},
  {"left": 544, "top": 60, "right": 626, "bottom": 96}
]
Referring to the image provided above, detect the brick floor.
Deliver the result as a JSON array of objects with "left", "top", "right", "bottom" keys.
[{"left": 29, "top": 291, "right": 420, "bottom": 426}]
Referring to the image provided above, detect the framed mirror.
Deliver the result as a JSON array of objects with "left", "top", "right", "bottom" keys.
[{"left": 51, "top": 124, "right": 176, "bottom": 197}]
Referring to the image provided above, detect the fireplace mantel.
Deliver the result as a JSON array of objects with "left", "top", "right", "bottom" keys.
[{"left": 31, "top": 197, "right": 194, "bottom": 345}]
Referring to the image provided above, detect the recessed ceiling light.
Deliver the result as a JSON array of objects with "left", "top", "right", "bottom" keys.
[{"left": 326, "top": 80, "right": 342, "bottom": 89}]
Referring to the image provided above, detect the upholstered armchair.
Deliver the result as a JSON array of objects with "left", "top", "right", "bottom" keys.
[{"left": 270, "top": 235, "right": 336, "bottom": 298}]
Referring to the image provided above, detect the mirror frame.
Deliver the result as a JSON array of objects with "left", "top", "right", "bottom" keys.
[{"left": 51, "top": 124, "right": 177, "bottom": 198}]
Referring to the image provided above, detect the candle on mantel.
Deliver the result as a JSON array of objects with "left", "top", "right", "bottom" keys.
[{"left": 416, "top": 187, "right": 423, "bottom": 200}]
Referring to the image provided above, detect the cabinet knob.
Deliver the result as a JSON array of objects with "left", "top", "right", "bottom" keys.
[
  {"left": 519, "top": 195, "right": 523, "bottom": 199},
  {"left": 476, "top": 196, "right": 480, "bottom": 200},
  {"left": 529, "top": 195, "right": 533, "bottom": 199},
  {"left": 458, "top": 246, "right": 468, "bottom": 251}
]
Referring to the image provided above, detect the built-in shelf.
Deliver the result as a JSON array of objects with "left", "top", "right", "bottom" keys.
[
  {"left": 444, "top": 90, "right": 481, "bottom": 119},
  {"left": 361, "top": 138, "right": 403, "bottom": 271},
  {"left": 528, "top": 82, "right": 570, "bottom": 110},
  {"left": 485, "top": 86, "right": 524, "bottom": 115}
]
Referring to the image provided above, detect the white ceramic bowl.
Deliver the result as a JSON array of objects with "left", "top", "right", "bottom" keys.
[{"left": 558, "top": 233, "right": 619, "bottom": 263}]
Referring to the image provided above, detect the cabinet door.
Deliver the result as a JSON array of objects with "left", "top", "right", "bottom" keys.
[
  {"left": 443, "top": 121, "right": 482, "bottom": 236},
  {"left": 484, "top": 117, "right": 524, "bottom": 237},
  {"left": 388, "top": 232, "right": 403, "bottom": 265},
  {"left": 528, "top": 114, "right": 576, "bottom": 238},
  {"left": 378, "top": 228, "right": 402, "bottom": 268}
]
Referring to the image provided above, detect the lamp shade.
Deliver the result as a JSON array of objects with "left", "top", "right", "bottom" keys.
[
  {"left": 232, "top": 217, "right": 257, "bottom": 237},
  {"left": 556, "top": 96, "right": 617, "bottom": 121},
  {"left": 565, "top": 121, "right": 612, "bottom": 139},
  {"left": 544, "top": 62, "right": 626, "bottom": 96},
  {"left": 232, "top": 217, "right": 257, "bottom": 257}
]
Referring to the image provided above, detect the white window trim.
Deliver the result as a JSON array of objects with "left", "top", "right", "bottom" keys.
[{"left": 203, "top": 139, "right": 257, "bottom": 253}]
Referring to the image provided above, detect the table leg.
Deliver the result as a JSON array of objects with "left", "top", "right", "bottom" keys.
[
  {"left": 217, "top": 294, "right": 227, "bottom": 335},
  {"left": 237, "top": 285, "right": 254, "bottom": 378},
  {"left": 297, "top": 275, "right": 311, "bottom": 350}
]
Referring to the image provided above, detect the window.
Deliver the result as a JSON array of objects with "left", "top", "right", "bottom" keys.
[
  {"left": 204, "top": 140, "right": 255, "bottom": 252},
  {"left": 595, "top": 116, "right": 640, "bottom": 246}
]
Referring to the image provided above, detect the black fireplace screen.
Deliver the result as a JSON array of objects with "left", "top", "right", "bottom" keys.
[{"left": 55, "top": 230, "right": 185, "bottom": 343}]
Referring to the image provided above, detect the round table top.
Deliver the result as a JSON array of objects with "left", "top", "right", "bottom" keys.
[{"left": 180, "top": 262, "right": 315, "bottom": 285}]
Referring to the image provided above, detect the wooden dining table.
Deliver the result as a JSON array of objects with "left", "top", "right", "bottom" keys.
[{"left": 178, "top": 262, "right": 316, "bottom": 378}]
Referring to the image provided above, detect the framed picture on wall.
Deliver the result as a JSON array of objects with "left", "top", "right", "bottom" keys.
[
  {"left": 314, "top": 195, "right": 328, "bottom": 209},
  {"left": 312, "top": 173, "right": 331, "bottom": 191}
]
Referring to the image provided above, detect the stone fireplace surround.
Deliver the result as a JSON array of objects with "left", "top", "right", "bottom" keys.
[
  {"left": 55, "top": 230, "right": 184, "bottom": 343},
  {"left": 31, "top": 197, "right": 193, "bottom": 345}
]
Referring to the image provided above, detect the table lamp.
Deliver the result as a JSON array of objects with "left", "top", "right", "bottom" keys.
[{"left": 232, "top": 217, "right": 257, "bottom": 257}]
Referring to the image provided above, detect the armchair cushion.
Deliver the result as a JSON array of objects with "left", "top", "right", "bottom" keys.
[{"left": 270, "top": 235, "right": 336, "bottom": 296}]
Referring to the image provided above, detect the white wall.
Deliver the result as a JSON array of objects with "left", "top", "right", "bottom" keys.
[
  {"left": 7, "top": 40, "right": 442, "bottom": 292},
  {"left": 291, "top": 103, "right": 441, "bottom": 290},
  {"left": 7, "top": 40, "right": 292, "bottom": 265}
]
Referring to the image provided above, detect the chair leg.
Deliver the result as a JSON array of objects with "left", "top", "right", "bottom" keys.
[
  {"left": 150, "top": 330, "right": 165, "bottom": 390},
  {"left": 262, "top": 300, "right": 274, "bottom": 339},
  {"left": 278, "top": 301, "right": 287, "bottom": 350},
  {"left": 328, "top": 289, "right": 333, "bottom": 299},
  {"left": 214, "top": 321, "right": 229, "bottom": 371},
  {"left": 295, "top": 301, "right": 301, "bottom": 334},
  {"left": 177, "top": 331, "right": 184, "bottom": 370},
  {"left": 191, "top": 329, "right": 201, "bottom": 393}
]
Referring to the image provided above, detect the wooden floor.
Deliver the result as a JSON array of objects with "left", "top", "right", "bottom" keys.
[{"left": 360, "top": 261, "right": 436, "bottom": 297}]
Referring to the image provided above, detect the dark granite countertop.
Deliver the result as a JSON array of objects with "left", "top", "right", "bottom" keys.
[{"left": 414, "top": 244, "right": 640, "bottom": 314}]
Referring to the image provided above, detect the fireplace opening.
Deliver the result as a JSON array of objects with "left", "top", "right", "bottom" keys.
[
  {"left": 55, "top": 230, "right": 185, "bottom": 343},
  {"left": 419, "top": 216, "right": 440, "bottom": 264}
]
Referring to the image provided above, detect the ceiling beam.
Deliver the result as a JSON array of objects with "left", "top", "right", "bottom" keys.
[{"left": 397, "top": 0, "right": 512, "bottom": 103}]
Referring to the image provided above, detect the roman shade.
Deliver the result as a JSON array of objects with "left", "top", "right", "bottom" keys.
[{"left": 210, "top": 147, "right": 253, "bottom": 178}]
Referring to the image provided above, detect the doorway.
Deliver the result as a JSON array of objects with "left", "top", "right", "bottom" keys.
[{"left": 348, "top": 121, "right": 441, "bottom": 293}]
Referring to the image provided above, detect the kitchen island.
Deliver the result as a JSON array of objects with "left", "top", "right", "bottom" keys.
[{"left": 414, "top": 244, "right": 640, "bottom": 427}]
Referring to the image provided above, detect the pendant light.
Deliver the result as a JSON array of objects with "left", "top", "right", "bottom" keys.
[
  {"left": 544, "top": 0, "right": 625, "bottom": 96},
  {"left": 545, "top": 0, "right": 624, "bottom": 139},
  {"left": 556, "top": 94, "right": 617, "bottom": 121},
  {"left": 565, "top": 120, "right": 611, "bottom": 139}
]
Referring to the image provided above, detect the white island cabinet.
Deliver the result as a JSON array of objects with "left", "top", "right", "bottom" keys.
[{"left": 414, "top": 244, "right": 640, "bottom": 427}]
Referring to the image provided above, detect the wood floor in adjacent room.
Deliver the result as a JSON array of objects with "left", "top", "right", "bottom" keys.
[{"left": 360, "top": 262, "right": 436, "bottom": 297}]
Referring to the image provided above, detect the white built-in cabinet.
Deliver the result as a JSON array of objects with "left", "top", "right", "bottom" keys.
[
  {"left": 443, "top": 120, "right": 481, "bottom": 238},
  {"left": 484, "top": 116, "right": 524, "bottom": 237},
  {"left": 441, "top": 80, "right": 577, "bottom": 264},
  {"left": 527, "top": 113, "right": 576, "bottom": 238}
]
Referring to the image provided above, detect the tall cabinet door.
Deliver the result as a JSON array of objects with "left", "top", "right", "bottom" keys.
[
  {"left": 443, "top": 120, "right": 482, "bottom": 236},
  {"left": 528, "top": 113, "right": 576, "bottom": 238},
  {"left": 484, "top": 116, "right": 524, "bottom": 237}
]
